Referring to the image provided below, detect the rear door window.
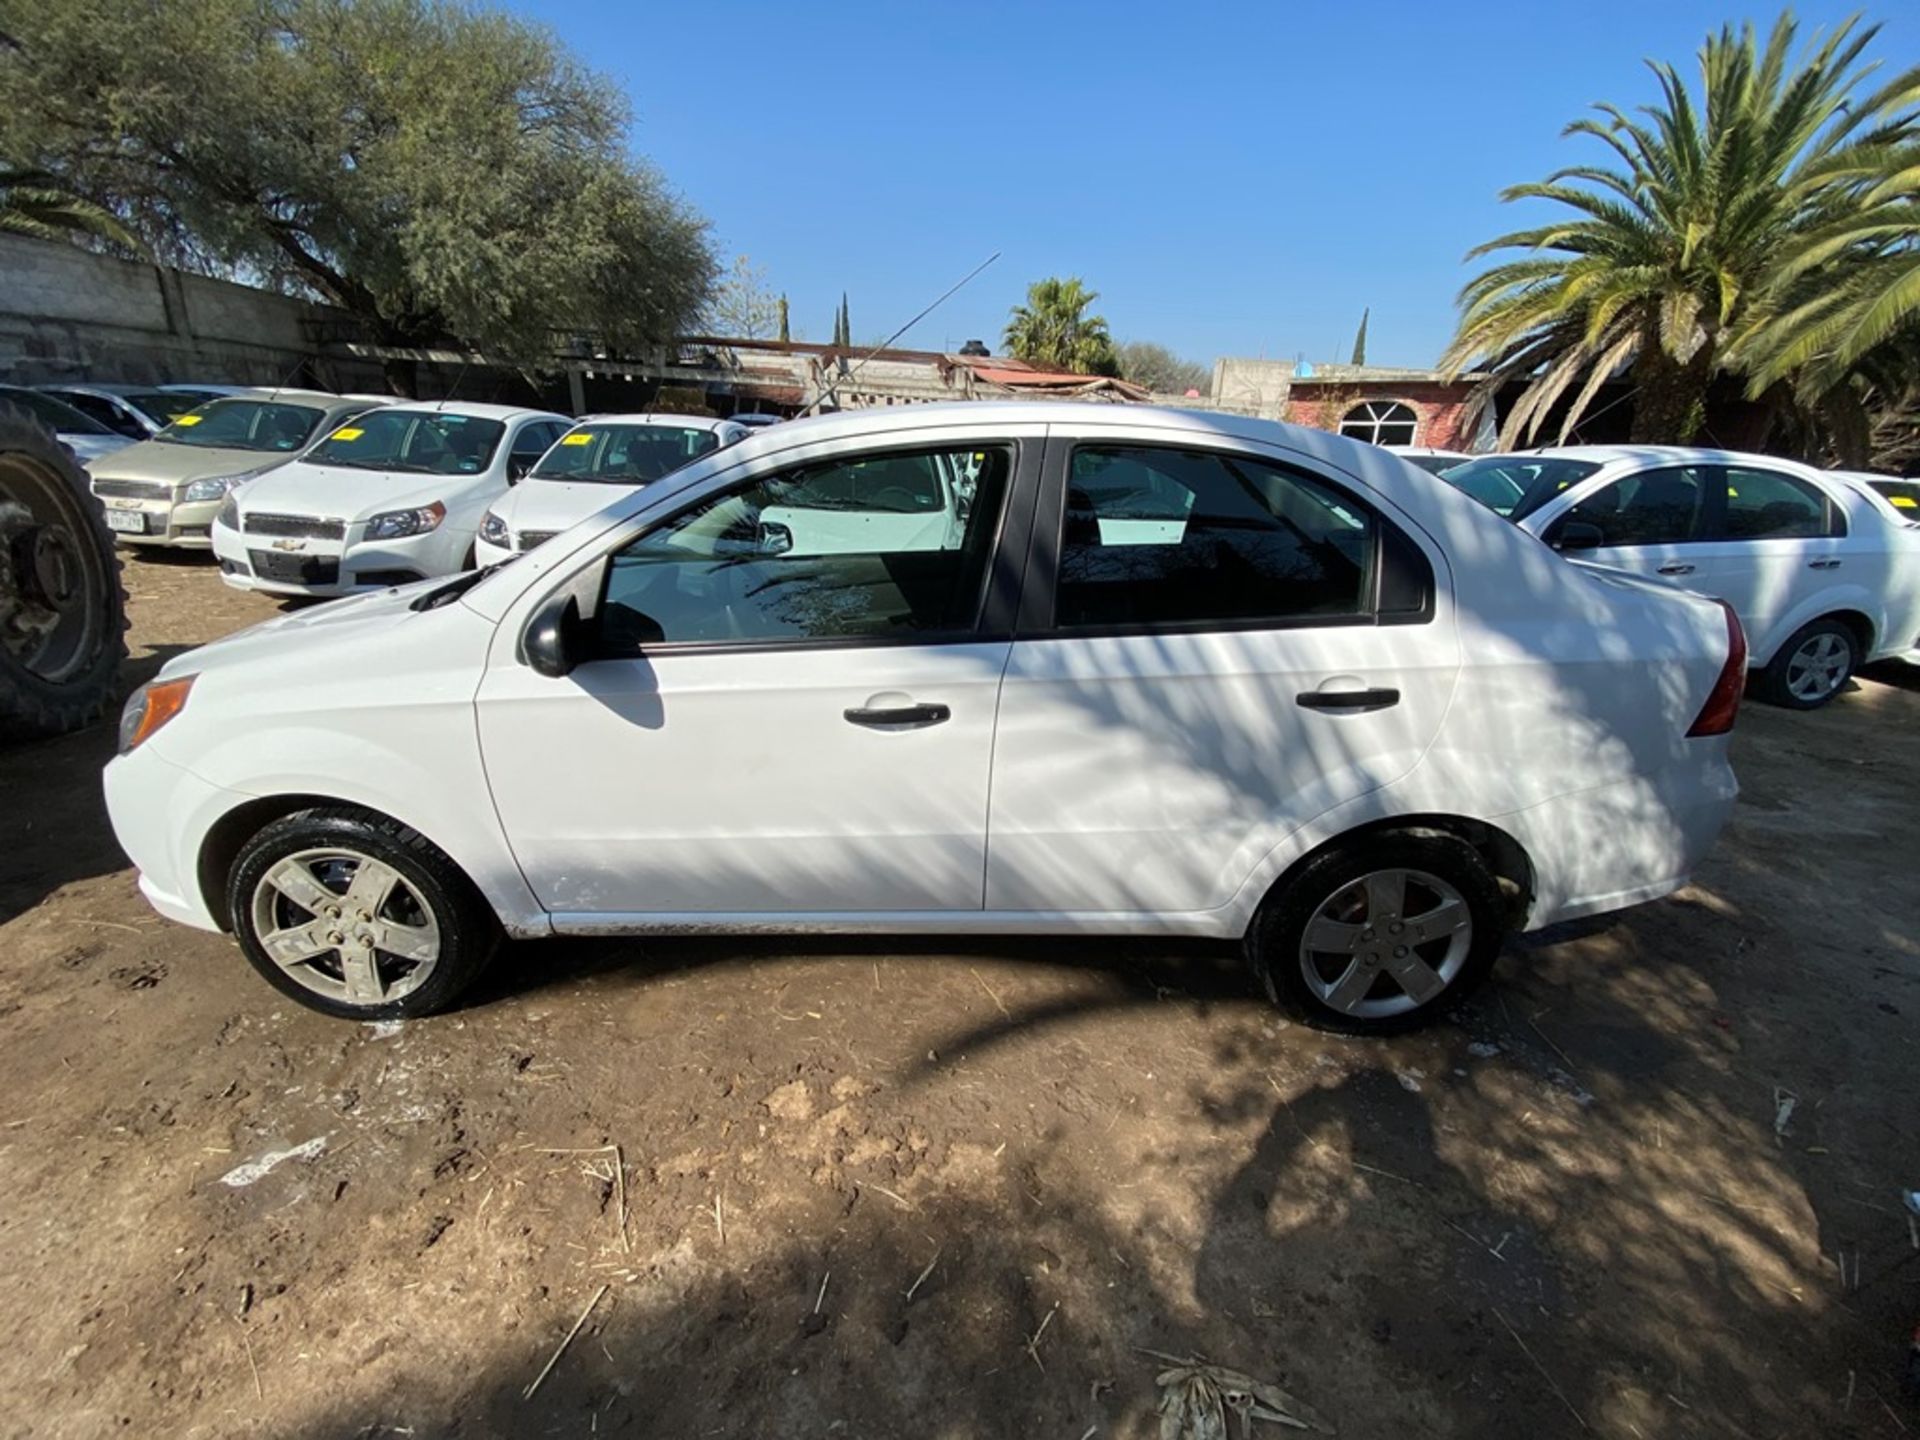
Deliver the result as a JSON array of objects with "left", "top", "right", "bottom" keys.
[
  {"left": 1719, "top": 466, "right": 1842, "bottom": 540},
  {"left": 1051, "top": 445, "right": 1429, "bottom": 630}
]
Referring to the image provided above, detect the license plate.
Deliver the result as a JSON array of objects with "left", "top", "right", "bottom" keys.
[{"left": 105, "top": 509, "right": 147, "bottom": 534}]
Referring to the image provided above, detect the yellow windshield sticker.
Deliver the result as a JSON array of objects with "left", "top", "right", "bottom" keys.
[
  {"left": 1892, "top": 494, "right": 1917, "bottom": 509},
  {"left": 560, "top": 432, "right": 594, "bottom": 446},
  {"left": 330, "top": 426, "right": 364, "bottom": 441},
  {"left": 173, "top": 414, "right": 202, "bottom": 427}
]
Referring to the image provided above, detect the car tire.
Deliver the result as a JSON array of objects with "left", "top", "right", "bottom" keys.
[
  {"left": 1245, "top": 832, "right": 1507, "bottom": 1035},
  {"left": 1759, "top": 617, "right": 1858, "bottom": 709},
  {"left": 228, "top": 806, "right": 500, "bottom": 1020}
]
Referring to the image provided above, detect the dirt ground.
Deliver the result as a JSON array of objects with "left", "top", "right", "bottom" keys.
[{"left": 2, "top": 547, "right": 1918, "bottom": 1440}]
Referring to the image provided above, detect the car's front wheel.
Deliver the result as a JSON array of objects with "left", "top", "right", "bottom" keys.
[
  {"left": 228, "top": 807, "right": 499, "bottom": 1019},
  {"left": 1246, "top": 833, "right": 1507, "bottom": 1034}
]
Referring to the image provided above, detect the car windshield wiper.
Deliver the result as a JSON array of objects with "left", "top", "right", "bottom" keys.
[{"left": 408, "top": 554, "right": 519, "bottom": 611}]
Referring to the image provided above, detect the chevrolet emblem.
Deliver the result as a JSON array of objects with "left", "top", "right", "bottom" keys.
[{"left": 271, "top": 538, "right": 305, "bottom": 552}]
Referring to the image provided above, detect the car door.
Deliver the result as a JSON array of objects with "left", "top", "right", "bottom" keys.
[
  {"left": 1686, "top": 463, "right": 1848, "bottom": 657},
  {"left": 1534, "top": 462, "right": 1713, "bottom": 587},
  {"left": 985, "top": 433, "right": 1460, "bottom": 916},
  {"left": 475, "top": 426, "right": 1041, "bottom": 919}
]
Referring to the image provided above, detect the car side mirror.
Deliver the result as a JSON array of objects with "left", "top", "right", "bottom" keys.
[
  {"left": 507, "top": 455, "right": 535, "bottom": 483},
  {"left": 1551, "top": 520, "right": 1605, "bottom": 552},
  {"left": 524, "top": 592, "right": 584, "bottom": 678}
]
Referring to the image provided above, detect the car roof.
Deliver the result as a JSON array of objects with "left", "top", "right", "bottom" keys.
[
  {"left": 710, "top": 400, "right": 1435, "bottom": 473},
  {"left": 566, "top": 412, "right": 738, "bottom": 431},
  {"left": 372, "top": 399, "right": 562, "bottom": 421},
  {"left": 1508, "top": 444, "right": 1827, "bottom": 471}
]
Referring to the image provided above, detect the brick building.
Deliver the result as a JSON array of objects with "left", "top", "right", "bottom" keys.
[{"left": 1209, "top": 358, "right": 1493, "bottom": 451}]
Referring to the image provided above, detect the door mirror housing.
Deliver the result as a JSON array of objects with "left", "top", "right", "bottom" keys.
[
  {"left": 1552, "top": 520, "right": 1605, "bottom": 552},
  {"left": 524, "top": 592, "right": 584, "bottom": 678},
  {"left": 507, "top": 454, "right": 536, "bottom": 483}
]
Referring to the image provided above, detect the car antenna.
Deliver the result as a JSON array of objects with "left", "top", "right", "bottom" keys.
[{"left": 810, "top": 251, "right": 1000, "bottom": 415}]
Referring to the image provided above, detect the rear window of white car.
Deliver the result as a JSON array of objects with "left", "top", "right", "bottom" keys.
[
  {"left": 307, "top": 410, "right": 506, "bottom": 475},
  {"left": 532, "top": 424, "right": 721, "bottom": 484},
  {"left": 1442, "top": 456, "right": 1601, "bottom": 518},
  {"left": 156, "top": 399, "right": 323, "bottom": 452}
]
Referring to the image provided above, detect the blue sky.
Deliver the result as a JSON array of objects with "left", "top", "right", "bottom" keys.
[{"left": 510, "top": 1, "right": 1903, "bottom": 369}]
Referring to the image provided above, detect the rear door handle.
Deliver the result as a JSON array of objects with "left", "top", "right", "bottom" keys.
[
  {"left": 1657, "top": 563, "right": 1696, "bottom": 576},
  {"left": 1296, "top": 688, "right": 1400, "bottom": 713},
  {"left": 844, "top": 703, "right": 950, "bottom": 729},
  {"left": 1808, "top": 558, "right": 1842, "bottom": 570}
]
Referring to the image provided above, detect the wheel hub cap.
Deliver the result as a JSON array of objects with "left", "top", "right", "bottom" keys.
[
  {"left": 1298, "top": 867, "right": 1474, "bottom": 1020},
  {"left": 249, "top": 848, "right": 441, "bottom": 1007}
]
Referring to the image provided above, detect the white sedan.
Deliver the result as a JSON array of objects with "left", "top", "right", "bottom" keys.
[
  {"left": 210, "top": 402, "right": 570, "bottom": 597},
  {"left": 1439, "top": 448, "right": 1920, "bottom": 708},
  {"left": 474, "top": 413, "right": 746, "bottom": 566},
  {"left": 105, "top": 403, "right": 1742, "bottom": 1030}
]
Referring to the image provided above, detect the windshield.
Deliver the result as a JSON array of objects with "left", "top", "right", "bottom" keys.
[
  {"left": 779, "top": 453, "right": 947, "bottom": 513},
  {"left": 156, "top": 398, "right": 325, "bottom": 452},
  {"left": 0, "top": 387, "right": 113, "bottom": 436},
  {"left": 1439, "top": 456, "right": 1603, "bottom": 518},
  {"left": 125, "top": 389, "right": 217, "bottom": 425},
  {"left": 1867, "top": 479, "right": 1920, "bottom": 513},
  {"left": 305, "top": 410, "right": 507, "bottom": 475},
  {"left": 531, "top": 423, "right": 721, "bottom": 484}
]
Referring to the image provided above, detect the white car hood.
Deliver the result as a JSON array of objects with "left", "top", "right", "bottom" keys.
[
  {"left": 158, "top": 578, "right": 453, "bottom": 682},
  {"left": 496, "top": 478, "right": 633, "bottom": 535},
  {"left": 236, "top": 461, "right": 459, "bottom": 521}
]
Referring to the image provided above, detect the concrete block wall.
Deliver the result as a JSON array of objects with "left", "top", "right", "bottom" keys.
[{"left": 0, "top": 233, "right": 387, "bottom": 390}]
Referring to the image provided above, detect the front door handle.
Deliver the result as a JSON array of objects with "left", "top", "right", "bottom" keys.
[
  {"left": 1808, "top": 558, "right": 1842, "bottom": 570},
  {"left": 1296, "top": 688, "right": 1400, "bottom": 713},
  {"left": 844, "top": 702, "right": 951, "bottom": 729},
  {"left": 1657, "top": 563, "right": 1696, "bottom": 576}
]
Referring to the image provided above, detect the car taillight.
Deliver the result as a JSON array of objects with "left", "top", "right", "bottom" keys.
[{"left": 1686, "top": 600, "right": 1747, "bottom": 737}]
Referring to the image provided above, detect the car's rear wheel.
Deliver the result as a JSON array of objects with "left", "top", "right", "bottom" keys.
[
  {"left": 228, "top": 807, "right": 499, "bottom": 1019},
  {"left": 1760, "top": 618, "right": 1857, "bottom": 709},
  {"left": 1246, "top": 833, "right": 1507, "bottom": 1034}
]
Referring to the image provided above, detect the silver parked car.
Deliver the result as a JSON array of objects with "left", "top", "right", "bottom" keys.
[
  {"left": 38, "top": 383, "right": 227, "bottom": 440},
  {"left": 86, "top": 390, "right": 389, "bottom": 549}
]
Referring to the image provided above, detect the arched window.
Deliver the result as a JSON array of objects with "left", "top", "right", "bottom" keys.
[{"left": 1339, "top": 400, "right": 1417, "bottom": 447}]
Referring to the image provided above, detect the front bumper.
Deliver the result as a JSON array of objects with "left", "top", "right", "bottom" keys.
[
  {"left": 103, "top": 745, "right": 247, "bottom": 932},
  {"left": 211, "top": 521, "right": 442, "bottom": 598},
  {"left": 95, "top": 493, "right": 221, "bottom": 548}
]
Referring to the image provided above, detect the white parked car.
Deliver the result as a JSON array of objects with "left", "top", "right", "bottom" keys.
[
  {"left": 0, "top": 384, "right": 137, "bottom": 465},
  {"left": 1829, "top": 470, "right": 1920, "bottom": 526},
  {"left": 1439, "top": 448, "right": 1920, "bottom": 708},
  {"left": 210, "top": 402, "right": 570, "bottom": 596},
  {"left": 85, "top": 391, "right": 384, "bottom": 549},
  {"left": 1385, "top": 445, "right": 1472, "bottom": 475},
  {"left": 105, "top": 404, "right": 1743, "bottom": 1030},
  {"left": 474, "top": 413, "right": 746, "bottom": 566}
]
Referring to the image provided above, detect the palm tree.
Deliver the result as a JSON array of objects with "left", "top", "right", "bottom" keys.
[
  {"left": 0, "top": 167, "right": 142, "bottom": 252},
  {"left": 1004, "top": 277, "right": 1119, "bottom": 376},
  {"left": 1441, "top": 14, "right": 1920, "bottom": 448}
]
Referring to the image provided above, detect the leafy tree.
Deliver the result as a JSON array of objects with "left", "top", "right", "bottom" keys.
[
  {"left": 1349, "top": 308, "right": 1369, "bottom": 366},
  {"left": 0, "top": 165, "right": 141, "bottom": 251},
  {"left": 1441, "top": 14, "right": 1920, "bottom": 449},
  {"left": 0, "top": 0, "right": 715, "bottom": 392},
  {"left": 1004, "top": 277, "right": 1119, "bottom": 376},
  {"left": 703, "top": 254, "right": 780, "bottom": 339},
  {"left": 1115, "top": 339, "right": 1209, "bottom": 395}
]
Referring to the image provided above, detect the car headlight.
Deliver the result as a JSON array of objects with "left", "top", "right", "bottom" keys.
[
  {"left": 118, "top": 675, "right": 195, "bottom": 754},
  {"left": 183, "top": 470, "right": 259, "bottom": 503},
  {"left": 216, "top": 495, "right": 240, "bottom": 530},
  {"left": 364, "top": 501, "right": 447, "bottom": 541},
  {"left": 479, "top": 509, "right": 509, "bottom": 546}
]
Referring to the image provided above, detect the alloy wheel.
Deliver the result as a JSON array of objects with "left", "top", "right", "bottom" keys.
[
  {"left": 1297, "top": 867, "right": 1473, "bottom": 1020},
  {"left": 248, "top": 847, "right": 441, "bottom": 1006},
  {"left": 1785, "top": 632, "right": 1850, "bottom": 703}
]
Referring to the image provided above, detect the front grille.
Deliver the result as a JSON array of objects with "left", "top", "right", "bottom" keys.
[
  {"left": 245, "top": 512, "right": 345, "bottom": 540},
  {"left": 92, "top": 477, "right": 172, "bottom": 500},
  {"left": 248, "top": 549, "right": 339, "bottom": 585},
  {"left": 515, "top": 529, "right": 558, "bottom": 551}
]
